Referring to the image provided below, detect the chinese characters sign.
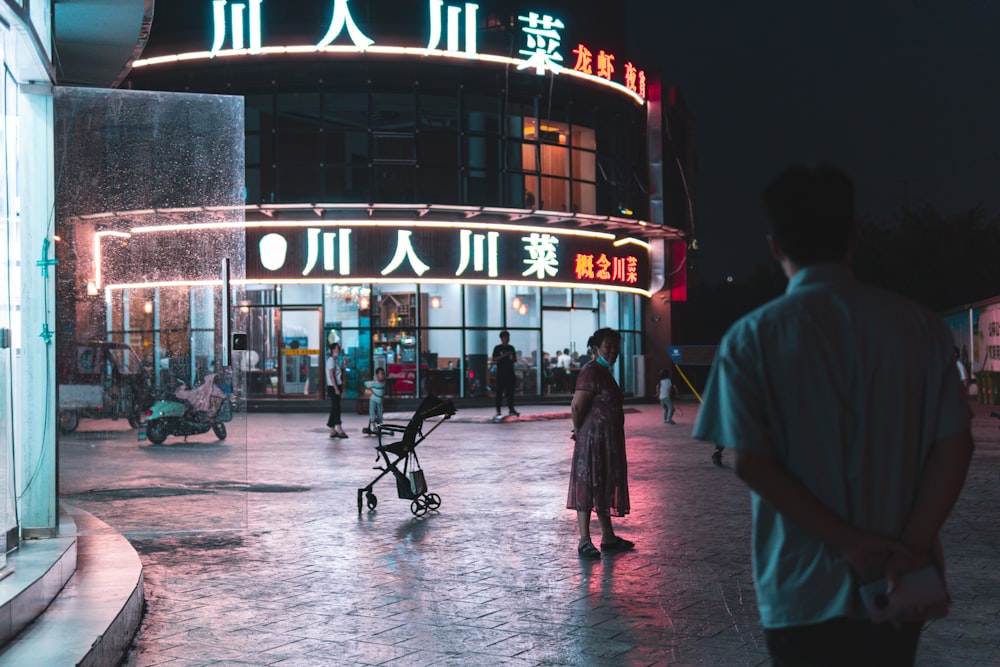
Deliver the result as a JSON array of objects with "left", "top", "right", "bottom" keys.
[
  {"left": 245, "top": 225, "right": 651, "bottom": 292},
  {"left": 193, "top": 0, "right": 647, "bottom": 99}
]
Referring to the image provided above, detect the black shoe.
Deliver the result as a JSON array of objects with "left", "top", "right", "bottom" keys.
[{"left": 509, "top": 410, "right": 520, "bottom": 417}]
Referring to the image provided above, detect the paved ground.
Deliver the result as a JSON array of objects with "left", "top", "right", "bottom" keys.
[{"left": 58, "top": 400, "right": 1000, "bottom": 666}]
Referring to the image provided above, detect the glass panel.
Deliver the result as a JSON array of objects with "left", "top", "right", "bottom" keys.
[
  {"left": 277, "top": 132, "right": 321, "bottom": 162},
  {"left": 0, "top": 63, "right": 13, "bottom": 558},
  {"left": 371, "top": 285, "right": 422, "bottom": 398},
  {"left": 277, "top": 91, "right": 320, "bottom": 129},
  {"left": 245, "top": 305, "right": 279, "bottom": 397},
  {"left": 542, "top": 287, "right": 570, "bottom": 308},
  {"left": 572, "top": 148, "right": 596, "bottom": 181},
  {"left": 505, "top": 329, "right": 540, "bottom": 399},
  {"left": 418, "top": 167, "right": 459, "bottom": 204},
  {"left": 462, "top": 94, "right": 498, "bottom": 133},
  {"left": 324, "top": 284, "right": 368, "bottom": 328},
  {"left": 573, "top": 290, "right": 598, "bottom": 309},
  {"left": 374, "top": 133, "right": 415, "bottom": 162},
  {"left": 371, "top": 93, "right": 415, "bottom": 130},
  {"left": 279, "top": 283, "right": 321, "bottom": 305},
  {"left": 542, "top": 308, "right": 598, "bottom": 396},
  {"left": 417, "top": 131, "right": 458, "bottom": 167},
  {"left": 540, "top": 176, "right": 570, "bottom": 211},
  {"left": 505, "top": 287, "right": 540, "bottom": 327},
  {"left": 375, "top": 164, "right": 415, "bottom": 202},
  {"left": 54, "top": 87, "right": 247, "bottom": 535},
  {"left": 323, "top": 92, "right": 368, "bottom": 130},
  {"left": 418, "top": 93, "right": 458, "bottom": 130},
  {"left": 421, "top": 283, "right": 461, "bottom": 327},
  {"left": 425, "top": 328, "right": 462, "bottom": 396},
  {"left": 279, "top": 308, "right": 321, "bottom": 396},
  {"left": 278, "top": 165, "right": 321, "bottom": 200},
  {"left": 572, "top": 181, "right": 596, "bottom": 214},
  {"left": 464, "top": 329, "right": 491, "bottom": 398}
]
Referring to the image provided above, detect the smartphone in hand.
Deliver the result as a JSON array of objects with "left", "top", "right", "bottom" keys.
[{"left": 859, "top": 564, "right": 949, "bottom": 624}]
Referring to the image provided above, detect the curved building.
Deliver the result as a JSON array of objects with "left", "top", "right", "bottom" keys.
[{"left": 63, "top": 0, "right": 694, "bottom": 406}]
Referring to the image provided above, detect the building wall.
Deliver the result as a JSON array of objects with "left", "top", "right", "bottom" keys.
[{"left": 1, "top": 0, "right": 57, "bottom": 550}]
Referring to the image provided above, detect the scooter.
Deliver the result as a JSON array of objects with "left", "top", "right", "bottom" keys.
[{"left": 142, "top": 373, "right": 233, "bottom": 445}]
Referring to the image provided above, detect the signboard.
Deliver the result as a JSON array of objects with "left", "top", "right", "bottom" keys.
[
  {"left": 134, "top": 0, "right": 647, "bottom": 102},
  {"left": 245, "top": 223, "right": 651, "bottom": 292}
]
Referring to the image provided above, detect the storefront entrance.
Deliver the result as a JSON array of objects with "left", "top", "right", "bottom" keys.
[
  {"left": 245, "top": 306, "right": 322, "bottom": 398},
  {"left": 542, "top": 307, "right": 598, "bottom": 395}
]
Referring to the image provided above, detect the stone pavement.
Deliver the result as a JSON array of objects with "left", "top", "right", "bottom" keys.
[{"left": 57, "top": 400, "right": 1000, "bottom": 666}]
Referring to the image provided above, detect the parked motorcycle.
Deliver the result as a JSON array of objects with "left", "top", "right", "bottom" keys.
[{"left": 142, "top": 373, "right": 233, "bottom": 445}]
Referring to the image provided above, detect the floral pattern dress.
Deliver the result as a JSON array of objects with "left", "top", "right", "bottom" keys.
[{"left": 566, "top": 360, "right": 630, "bottom": 517}]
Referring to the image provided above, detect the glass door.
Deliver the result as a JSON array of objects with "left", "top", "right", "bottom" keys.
[{"left": 279, "top": 308, "right": 321, "bottom": 396}]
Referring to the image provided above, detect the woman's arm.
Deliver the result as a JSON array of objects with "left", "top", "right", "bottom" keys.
[{"left": 570, "top": 389, "right": 595, "bottom": 437}]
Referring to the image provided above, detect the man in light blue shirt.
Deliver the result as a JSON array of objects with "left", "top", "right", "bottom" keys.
[{"left": 693, "top": 163, "right": 973, "bottom": 665}]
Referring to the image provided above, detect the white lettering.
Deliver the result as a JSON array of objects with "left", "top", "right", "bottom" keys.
[
  {"left": 211, "top": 0, "right": 262, "bottom": 57},
  {"left": 516, "top": 11, "right": 565, "bottom": 75},
  {"left": 427, "top": 0, "right": 478, "bottom": 54},
  {"left": 521, "top": 232, "right": 559, "bottom": 279},
  {"left": 316, "top": 0, "right": 374, "bottom": 50},
  {"left": 382, "top": 230, "right": 430, "bottom": 276},
  {"left": 455, "top": 229, "right": 498, "bottom": 276}
]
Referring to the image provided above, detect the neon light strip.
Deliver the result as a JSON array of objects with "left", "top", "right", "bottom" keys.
[
  {"left": 127, "top": 219, "right": 619, "bottom": 240},
  {"left": 613, "top": 237, "right": 651, "bottom": 251},
  {"left": 93, "top": 231, "right": 132, "bottom": 289},
  {"left": 131, "top": 45, "right": 646, "bottom": 105},
  {"left": 104, "top": 277, "right": 652, "bottom": 298}
]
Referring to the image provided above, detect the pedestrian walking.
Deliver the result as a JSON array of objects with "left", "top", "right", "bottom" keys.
[
  {"left": 491, "top": 330, "right": 519, "bottom": 417},
  {"left": 326, "top": 342, "right": 348, "bottom": 438},
  {"left": 693, "top": 163, "right": 973, "bottom": 665},
  {"left": 567, "top": 327, "right": 633, "bottom": 558},
  {"left": 657, "top": 368, "right": 676, "bottom": 424}
]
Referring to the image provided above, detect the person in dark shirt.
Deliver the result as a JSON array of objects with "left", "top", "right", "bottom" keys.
[{"left": 491, "top": 330, "right": 519, "bottom": 417}]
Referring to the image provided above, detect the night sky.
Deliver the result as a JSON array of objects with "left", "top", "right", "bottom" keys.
[{"left": 627, "top": 1, "right": 1000, "bottom": 282}]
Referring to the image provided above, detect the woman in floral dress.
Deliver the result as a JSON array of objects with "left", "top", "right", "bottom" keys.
[{"left": 567, "top": 327, "right": 633, "bottom": 558}]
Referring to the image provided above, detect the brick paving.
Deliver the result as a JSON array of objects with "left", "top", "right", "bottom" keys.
[{"left": 58, "top": 400, "right": 1000, "bottom": 666}]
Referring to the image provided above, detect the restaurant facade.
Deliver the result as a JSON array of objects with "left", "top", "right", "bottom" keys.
[{"left": 59, "top": 0, "right": 694, "bottom": 407}]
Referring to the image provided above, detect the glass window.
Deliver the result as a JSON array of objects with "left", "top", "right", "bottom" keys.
[
  {"left": 277, "top": 92, "right": 320, "bottom": 129},
  {"left": 371, "top": 93, "right": 415, "bottom": 131},
  {"left": 279, "top": 284, "right": 321, "bottom": 305},
  {"left": 421, "top": 283, "right": 462, "bottom": 327},
  {"left": 573, "top": 290, "right": 598, "bottom": 309},
  {"left": 462, "top": 95, "right": 498, "bottom": 133},
  {"left": 323, "top": 92, "right": 369, "bottom": 131},
  {"left": 464, "top": 285, "right": 502, "bottom": 328},
  {"left": 324, "top": 285, "right": 369, "bottom": 328},
  {"left": 373, "top": 133, "right": 415, "bottom": 162},
  {"left": 277, "top": 165, "right": 321, "bottom": 200},
  {"left": 323, "top": 166, "right": 371, "bottom": 202},
  {"left": 277, "top": 132, "right": 320, "bottom": 163},
  {"left": 424, "top": 329, "right": 463, "bottom": 396},
  {"left": 418, "top": 167, "right": 459, "bottom": 204},
  {"left": 324, "top": 131, "right": 369, "bottom": 165},
  {"left": 540, "top": 144, "right": 568, "bottom": 177},
  {"left": 540, "top": 176, "right": 570, "bottom": 211},
  {"left": 542, "top": 287, "right": 570, "bottom": 308},
  {"left": 375, "top": 165, "right": 415, "bottom": 202},
  {"left": 418, "top": 93, "right": 458, "bottom": 131},
  {"left": 572, "top": 181, "right": 596, "bottom": 214},
  {"left": 417, "top": 131, "right": 458, "bottom": 167},
  {"left": 505, "top": 287, "right": 539, "bottom": 327},
  {"left": 246, "top": 94, "right": 274, "bottom": 131},
  {"left": 463, "top": 329, "right": 491, "bottom": 398}
]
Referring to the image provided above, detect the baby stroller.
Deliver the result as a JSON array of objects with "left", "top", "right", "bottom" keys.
[{"left": 357, "top": 393, "right": 457, "bottom": 516}]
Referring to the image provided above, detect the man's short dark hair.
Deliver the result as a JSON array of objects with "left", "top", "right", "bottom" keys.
[
  {"left": 499, "top": 330, "right": 509, "bottom": 338},
  {"left": 763, "top": 163, "right": 856, "bottom": 265}
]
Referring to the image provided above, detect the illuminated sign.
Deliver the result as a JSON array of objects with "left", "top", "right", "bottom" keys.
[
  {"left": 245, "top": 225, "right": 650, "bottom": 291},
  {"left": 134, "top": 0, "right": 647, "bottom": 103}
]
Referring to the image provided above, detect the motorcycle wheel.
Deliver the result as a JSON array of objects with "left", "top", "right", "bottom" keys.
[
  {"left": 212, "top": 422, "right": 227, "bottom": 440},
  {"left": 58, "top": 411, "right": 79, "bottom": 434},
  {"left": 146, "top": 420, "right": 169, "bottom": 445}
]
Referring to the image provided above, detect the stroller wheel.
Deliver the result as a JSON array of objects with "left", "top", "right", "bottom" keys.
[
  {"left": 424, "top": 493, "right": 441, "bottom": 510},
  {"left": 366, "top": 492, "right": 378, "bottom": 510},
  {"left": 410, "top": 498, "right": 428, "bottom": 517}
]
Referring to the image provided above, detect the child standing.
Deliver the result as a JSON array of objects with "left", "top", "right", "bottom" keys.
[
  {"left": 362, "top": 367, "right": 386, "bottom": 435},
  {"left": 658, "top": 368, "right": 676, "bottom": 424}
]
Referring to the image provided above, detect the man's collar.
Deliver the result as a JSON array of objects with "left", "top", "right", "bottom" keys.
[{"left": 786, "top": 262, "right": 853, "bottom": 293}]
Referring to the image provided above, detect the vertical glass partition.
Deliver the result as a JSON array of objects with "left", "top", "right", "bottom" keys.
[{"left": 54, "top": 87, "right": 248, "bottom": 535}]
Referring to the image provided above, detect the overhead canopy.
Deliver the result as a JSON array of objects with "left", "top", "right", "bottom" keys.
[{"left": 54, "top": 0, "right": 154, "bottom": 87}]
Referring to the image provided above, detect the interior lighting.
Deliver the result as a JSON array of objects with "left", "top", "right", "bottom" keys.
[
  {"left": 511, "top": 297, "right": 522, "bottom": 309},
  {"left": 143, "top": 301, "right": 154, "bottom": 314},
  {"left": 518, "top": 304, "right": 528, "bottom": 315},
  {"left": 430, "top": 296, "right": 442, "bottom": 308}
]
